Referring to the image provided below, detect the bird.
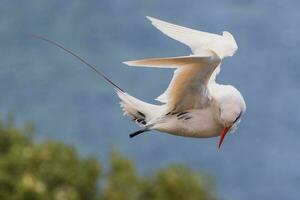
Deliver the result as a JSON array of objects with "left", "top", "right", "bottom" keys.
[{"left": 33, "top": 16, "right": 246, "bottom": 149}]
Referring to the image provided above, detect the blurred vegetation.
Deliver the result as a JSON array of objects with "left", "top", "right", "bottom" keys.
[{"left": 0, "top": 117, "right": 218, "bottom": 200}]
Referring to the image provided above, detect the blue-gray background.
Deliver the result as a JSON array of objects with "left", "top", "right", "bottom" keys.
[{"left": 1, "top": 0, "right": 299, "bottom": 199}]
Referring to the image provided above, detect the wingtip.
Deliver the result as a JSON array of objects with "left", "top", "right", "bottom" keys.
[
  {"left": 146, "top": 16, "right": 161, "bottom": 25},
  {"left": 146, "top": 16, "right": 154, "bottom": 21},
  {"left": 122, "top": 61, "right": 135, "bottom": 66},
  {"left": 122, "top": 61, "right": 130, "bottom": 66}
]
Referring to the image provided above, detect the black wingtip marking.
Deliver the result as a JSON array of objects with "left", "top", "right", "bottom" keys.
[
  {"left": 166, "top": 111, "right": 172, "bottom": 115},
  {"left": 177, "top": 112, "right": 188, "bottom": 117},
  {"left": 137, "top": 111, "right": 146, "bottom": 118},
  {"left": 178, "top": 115, "right": 186, "bottom": 120}
]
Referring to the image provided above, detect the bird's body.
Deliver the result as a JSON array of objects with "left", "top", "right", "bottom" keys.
[
  {"left": 119, "top": 82, "right": 244, "bottom": 139},
  {"left": 119, "top": 17, "right": 246, "bottom": 146},
  {"left": 35, "top": 16, "right": 246, "bottom": 148},
  {"left": 162, "top": 85, "right": 243, "bottom": 138},
  {"left": 151, "top": 107, "right": 222, "bottom": 138}
]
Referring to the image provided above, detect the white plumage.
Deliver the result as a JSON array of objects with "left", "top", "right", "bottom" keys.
[
  {"left": 34, "top": 16, "right": 246, "bottom": 148},
  {"left": 120, "top": 17, "right": 246, "bottom": 147}
]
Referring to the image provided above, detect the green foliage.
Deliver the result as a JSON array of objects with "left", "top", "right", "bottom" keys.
[
  {"left": 145, "top": 166, "right": 216, "bottom": 200},
  {"left": 0, "top": 118, "right": 218, "bottom": 200},
  {"left": 101, "top": 150, "right": 142, "bottom": 200},
  {"left": 101, "top": 151, "right": 217, "bottom": 200},
  {"left": 0, "top": 118, "right": 100, "bottom": 200}
]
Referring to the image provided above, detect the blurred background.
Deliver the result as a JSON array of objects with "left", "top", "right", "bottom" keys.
[{"left": 0, "top": 0, "right": 300, "bottom": 199}]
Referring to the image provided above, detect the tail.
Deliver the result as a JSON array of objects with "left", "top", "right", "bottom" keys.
[
  {"left": 32, "top": 35, "right": 124, "bottom": 92},
  {"left": 33, "top": 35, "right": 159, "bottom": 129},
  {"left": 117, "top": 91, "right": 160, "bottom": 127}
]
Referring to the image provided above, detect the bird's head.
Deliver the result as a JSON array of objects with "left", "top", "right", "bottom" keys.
[{"left": 217, "top": 95, "right": 246, "bottom": 149}]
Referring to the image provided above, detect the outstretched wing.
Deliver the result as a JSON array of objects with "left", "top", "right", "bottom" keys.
[
  {"left": 124, "top": 52, "right": 221, "bottom": 112},
  {"left": 147, "top": 16, "right": 238, "bottom": 59},
  {"left": 147, "top": 16, "right": 239, "bottom": 84},
  {"left": 147, "top": 17, "right": 238, "bottom": 59}
]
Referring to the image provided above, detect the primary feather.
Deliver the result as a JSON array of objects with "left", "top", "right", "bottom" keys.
[
  {"left": 146, "top": 16, "right": 238, "bottom": 59},
  {"left": 124, "top": 53, "right": 221, "bottom": 112}
]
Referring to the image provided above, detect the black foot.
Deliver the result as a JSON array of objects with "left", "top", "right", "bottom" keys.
[{"left": 129, "top": 129, "right": 149, "bottom": 138}]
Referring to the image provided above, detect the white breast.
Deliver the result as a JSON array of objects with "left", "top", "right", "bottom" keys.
[{"left": 152, "top": 106, "right": 223, "bottom": 138}]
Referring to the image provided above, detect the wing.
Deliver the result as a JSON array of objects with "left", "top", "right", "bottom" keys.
[
  {"left": 124, "top": 52, "right": 221, "bottom": 112},
  {"left": 147, "top": 16, "right": 238, "bottom": 59}
]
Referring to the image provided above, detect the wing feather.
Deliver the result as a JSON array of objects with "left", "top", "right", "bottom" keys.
[
  {"left": 124, "top": 53, "right": 221, "bottom": 111},
  {"left": 147, "top": 16, "right": 238, "bottom": 59}
]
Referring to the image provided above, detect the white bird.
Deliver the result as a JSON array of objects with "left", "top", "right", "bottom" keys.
[{"left": 33, "top": 16, "right": 246, "bottom": 148}]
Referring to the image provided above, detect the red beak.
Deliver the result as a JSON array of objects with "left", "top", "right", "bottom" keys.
[{"left": 218, "top": 127, "right": 230, "bottom": 149}]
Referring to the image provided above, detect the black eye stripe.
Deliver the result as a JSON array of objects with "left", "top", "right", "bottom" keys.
[{"left": 233, "top": 112, "right": 242, "bottom": 123}]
